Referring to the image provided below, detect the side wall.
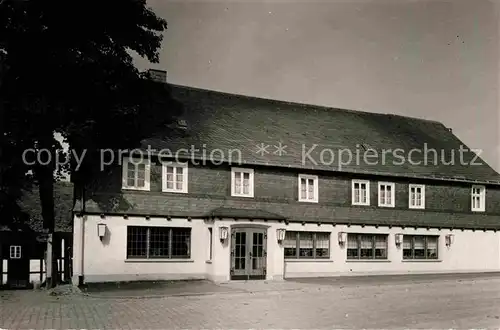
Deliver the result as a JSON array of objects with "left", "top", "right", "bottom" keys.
[
  {"left": 73, "top": 215, "right": 500, "bottom": 283},
  {"left": 283, "top": 224, "right": 500, "bottom": 278},
  {"left": 76, "top": 215, "right": 208, "bottom": 283}
]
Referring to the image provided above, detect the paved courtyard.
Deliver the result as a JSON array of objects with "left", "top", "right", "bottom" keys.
[{"left": 1, "top": 273, "right": 500, "bottom": 329}]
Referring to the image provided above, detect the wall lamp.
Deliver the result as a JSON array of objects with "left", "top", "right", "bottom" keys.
[
  {"left": 276, "top": 228, "right": 286, "bottom": 243},
  {"left": 445, "top": 234, "right": 454, "bottom": 246},
  {"left": 338, "top": 232, "right": 347, "bottom": 245},
  {"left": 219, "top": 226, "right": 229, "bottom": 242},
  {"left": 97, "top": 223, "right": 107, "bottom": 241},
  {"left": 395, "top": 233, "right": 403, "bottom": 246}
]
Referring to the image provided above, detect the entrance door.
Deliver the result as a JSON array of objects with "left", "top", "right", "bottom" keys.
[
  {"left": 230, "top": 227, "right": 267, "bottom": 280},
  {"left": 7, "top": 245, "right": 30, "bottom": 288}
]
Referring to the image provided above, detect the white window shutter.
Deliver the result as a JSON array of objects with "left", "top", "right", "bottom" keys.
[
  {"left": 161, "top": 164, "right": 166, "bottom": 192},
  {"left": 183, "top": 165, "right": 189, "bottom": 193},
  {"left": 122, "top": 159, "right": 129, "bottom": 188},
  {"left": 144, "top": 161, "right": 151, "bottom": 191}
]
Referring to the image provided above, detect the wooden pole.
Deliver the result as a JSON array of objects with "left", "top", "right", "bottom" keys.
[
  {"left": 0, "top": 256, "right": 3, "bottom": 286},
  {"left": 45, "top": 234, "right": 53, "bottom": 288},
  {"left": 39, "top": 258, "right": 43, "bottom": 283}
]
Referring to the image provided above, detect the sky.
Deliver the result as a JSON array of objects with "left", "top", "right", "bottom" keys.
[{"left": 131, "top": 0, "right": 500, "bottom": 173}]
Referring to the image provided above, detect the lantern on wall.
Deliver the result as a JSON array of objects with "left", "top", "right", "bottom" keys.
[
  {"left": 395, "top": 233, "right": 403, "bottom": 246},
  {"left": 97, "top": 223, "right": 107, "bottom": 240},
  {"left": 338, "top": 232, "right": 347, "bottom": 245},
  {"left": 445, "top": 234, "right": 454, "bottom": 246},
  {"left": 219, "top": 226, "right": 229, "bottom": 242},
  {"left": 276, "top": 228, "right": 286, "bottom": 243}
]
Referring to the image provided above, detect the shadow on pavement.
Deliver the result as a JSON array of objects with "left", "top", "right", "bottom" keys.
[
  {"left": 78, "top": 272, "right": 500, "bottom": 298},
  {"left": 287, "top": 272, "right": 500, "bottom": 287},
  {"left": 79, "top": 279, "right": 244, "bottom": 298}
]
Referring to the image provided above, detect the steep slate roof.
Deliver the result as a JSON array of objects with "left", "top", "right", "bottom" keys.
[
  {"left": 142, "top": 85, "right": 500, "bottom": 185},
  {"left": 0, "top": 181, "right": 74, "bottom": 233}
]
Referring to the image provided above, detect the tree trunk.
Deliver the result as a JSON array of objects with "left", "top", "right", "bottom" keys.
[{"left": 36, "top": 142, "right": 58, "bottom": 288}]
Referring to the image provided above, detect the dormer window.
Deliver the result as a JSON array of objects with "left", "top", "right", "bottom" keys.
[
  {"left": 471, "top": 185, "right": 485, "bottom": 212},
  {"left": 122, "top": 157, "right": 151, "bottom": 191},
  {"left": 177, "top": 119, "right": 188, "bottom": 130},
  {"left": 298, "top": 174, "right": 318, "bottom": 203},
  {"left": 162, "top": 162, "right": 188, "bottom": 193},
  {"left": 378, "top": 182, "right": 395, "bottom": 207},
  {"left": 231, "top": 167, "right": 254, "bottom": 197},
  {"left": 352, "top": 180, "right": 370, "bottom": 206},
  {"left": 409, "top": 184, "right": 425, "bottom": 209}
]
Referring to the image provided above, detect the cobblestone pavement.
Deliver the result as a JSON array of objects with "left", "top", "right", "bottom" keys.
[{"left": 2, "top": 275, "right": 500, "bottom": 329}]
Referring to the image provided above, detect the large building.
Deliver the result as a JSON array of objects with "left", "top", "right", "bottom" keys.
[{"left": 72, "top": 74, "right": 500, "bottom": 284}]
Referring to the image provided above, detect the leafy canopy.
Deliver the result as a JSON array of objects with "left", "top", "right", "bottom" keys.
[{"left": 0, "top": 0, "right": 181, "bottom": 229}]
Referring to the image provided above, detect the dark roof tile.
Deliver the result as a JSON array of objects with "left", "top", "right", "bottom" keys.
[
  {"left": 139, "top": 85, "right": 500, "bottom": 185},
  {"left": 83, "top": 193, "right": 500, "bottom": 230},
  {"left": 209, "top": 207, "right": 286, "bottom": 220}
]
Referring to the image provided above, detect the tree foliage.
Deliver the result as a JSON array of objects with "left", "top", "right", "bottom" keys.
[
  {"left": 0, "top": 0, "right": 181, "bottom": 232},
  {"left": 0, "top": 38, "right": 33, "bottom": 229}
]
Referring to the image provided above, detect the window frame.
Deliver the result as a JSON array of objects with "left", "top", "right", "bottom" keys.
[
  {"left": 9, "top": 245, "right": 21, "bottom": 259},
  {"left": 378, "top": 182, "right": 395, "bottom": 207},
  {"left": 231, "top": 167, "right": 254, "bottom": 198},
  {"left": 298, "top": 174, "right": 319, "bottom": 203},
  {"left": 122, "top": 156, "right": 151, "bottom": 191},
  {"left": 471, "top": 185, "right": 486, "bottom": 212},
  {"left": 408, "top": 184, "right": 425, "bottom": 209},
  {"left": 162, "top": 161, "right": 188, "bottom": 193},
  {"left": 402, "top": 235, "right": 439, "bottom": 260},
  {"left": 126, "top": 226, "right": 191, "bottom": 259},
  {"left": 346, "top": 233, "right": 388, "bottom": 260},
  {"left": 352, "top": 179, "right": 370, "bottom": 206},
  {"left": 284, "top": 231, "right": 330, "bottom": 259}
]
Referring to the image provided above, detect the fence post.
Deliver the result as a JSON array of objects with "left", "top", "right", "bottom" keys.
[
  {"left": 39, "top": 258, "right": 43, "bottom": 283},
  {"left": 45, "top": 234, "right": 53, "bottom": 288}
]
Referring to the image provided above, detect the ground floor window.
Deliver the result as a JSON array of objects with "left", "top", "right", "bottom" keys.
[
  {"left": 284, "top": 231, "right": 330, "bottom": 259},
  {"left": 126, "top": 226, "right": 191, "bottom": 259},
  {"left": 403, "top": 235, "right": 438, "bottom": 259},
  {"left": 347, "top": 233, "right": 388, "bottom": 259}
]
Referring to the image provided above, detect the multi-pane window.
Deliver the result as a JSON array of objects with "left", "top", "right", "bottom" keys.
[
  {"left": 409, "top": 184, "right": 425, "bottom": 209},
  {"left": 378, "top": 182, "right": 395, "bottom": 207},
  {"left": 403, "top": 235, "right": 438, "bottom": 259},
  {"left": 298, "top": 174, "right": 319, "bottom": 203},
  {"left": 9, "top": 245, "right": 21, "bottom": 259},
  {"left": 162, "top": 162, "right": 188, "bottom": 193},
  {"left": 471, "top": 185, "right": 485, "bottom": 212},
  {"left": 231, "top": 167, "right": 254, "bottom": 197},
  {"left": 126, "top": 226, "right": 191, "bottom": 259},
  {"left": 347, "top": 234, "right": 388, "bottom": 259},
  {"left": 284, "top": 231, "right": 330, "bottom": 259},
  {"left": 352, "top": 180, "right": 370, "bottom": 205},
  {"left": 122, "top": 157, "right": 151, "bottom": 191}
]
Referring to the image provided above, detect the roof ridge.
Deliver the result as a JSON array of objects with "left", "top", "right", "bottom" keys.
[{"left": 168, "top": 83, "right": 446, "bottom": 127}]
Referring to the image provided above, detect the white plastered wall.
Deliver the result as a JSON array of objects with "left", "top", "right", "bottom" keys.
[{"left": 72, "top": 215, "right": 500, "bottom": 283}]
